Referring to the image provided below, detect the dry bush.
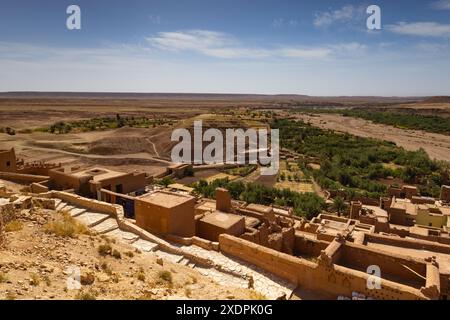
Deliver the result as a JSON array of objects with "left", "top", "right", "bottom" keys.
[
  {"left": 158, "top": 270, "right": 173, "bottom": 284},
  {"left": 97, "top": 244, "right": 112, "bottom": 256},
  {"left": 43, "top": 212, "right": 88, "bottom": 238},
  {"left": 4, "top": 220, "right": 23, "bottom": 232},
  {"left": 249, "top": 290, "right": 266, "bottom": 300},
  {"left": 112, "top": 249, "right": 121, "bottom": 259},
  {"left": 75, "top": 290, "right": 97, "bottom": 300},
  {"left": 0, "top": 272, "right": 8, "bottom": 283},
  {"left": 29, "top": 273, "right": 40, "bottom": 286}
]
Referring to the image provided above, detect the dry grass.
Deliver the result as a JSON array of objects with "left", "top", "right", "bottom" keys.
[
  {"left": 4, "top": 220, "right": 23, "bottom": 232},
  {"left": 29, "top": 273, "right": 40, "bottom": 286},
  {"left": 43, "top": 212, "right": 88, "bottom": 238},
  {"left": 158, "top": 270, "right": 173, "bottom": 284},
  {"left": 0, "top": 272, "right": 8, "bottom": 283},
  {"left": 249, "top": 290, "right": 267, "bottom": 300},
  {"left": 75, "top": 290, "right": 97, "bottom": 300},
  {"left": 97, "top": 244, "right": 112, "bottom": 256}
]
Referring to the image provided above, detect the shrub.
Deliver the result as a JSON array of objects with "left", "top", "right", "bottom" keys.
[
  {"left": 75, "top": 290, "right": 97, "bottom": 300},
  {"left": 97, "top": 244, "right": 112, "bottom": 257},
  {"left": 0, "top": 272, "right": 8, "bottom": 283},
  {"left": 158, "top": 270, "right": 172, "bottom": 284},
  {"left": 29, "top": 273, "right": 40, "bottom": 286},
  {"left": 4, "top": 220, "right": 23, "bottom": 232},
  {"left": 112, "top": 249, "right": 121, "bottom": 259},
  {"left": 43, "top": 212, "right": 88, "bottom": 238}
]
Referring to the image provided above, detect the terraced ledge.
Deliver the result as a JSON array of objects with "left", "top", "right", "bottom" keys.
[{"left": 35, "top": 191, "right": 295, "bottom": 299}]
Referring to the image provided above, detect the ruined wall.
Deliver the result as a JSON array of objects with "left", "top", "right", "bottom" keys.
[
  {"left": 366, "top": 233, "right": 450, "bottom": 255},
  {"left": 0, "top": 172, "right": 48, "bottom": 184},
  {"left": 48, "top": 170, "right": 86, "bottom": 192},
  {"left": 30, "top": 182, "right": 50, "bottom": 193},
  {"left": 0, "top": 149, "right": 17, "bottom": 173},
  {"left": 388, "top": 207, "right": 409, "bottom": 225},
  {"left": 294, "top": 235, "right": 328, "bottom": 258},
  {"left": 219, "top": 234, "right": 426, "bottom": 300},
  {"left": 338, "top": 243, "right": 426, "bottom": 289},
  {"left": 441, "top": 185, "right": 450, "bottom": 202}
]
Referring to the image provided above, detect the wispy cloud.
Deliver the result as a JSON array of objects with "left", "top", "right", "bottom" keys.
[
  {"left": 313, "top": 5, "right": 355, "bottom": 28},
  {"left": 431, "top": 0, "right": 450, "bottom": 10},
  {"left": 386, "top": 22, "right": 450, "bottom": 38},
  {"left": 146, "top": 29, "right": 365, "bottom": 60},
  {"left": 271, "top": 18, "right": 298, "bottom": 28}
]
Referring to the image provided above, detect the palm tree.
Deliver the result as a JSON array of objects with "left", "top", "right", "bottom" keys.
[{"left": 332, "top": 196, "right": 348, "bottom": 217}]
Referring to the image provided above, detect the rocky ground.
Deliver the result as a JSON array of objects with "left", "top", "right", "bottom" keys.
[{"left": 0, "top": 206, "right": 260, "bottom": 300}]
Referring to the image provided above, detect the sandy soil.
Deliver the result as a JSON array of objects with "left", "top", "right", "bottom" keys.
[
  {"left": 294, "top": 113, "right": 450, "bottom": 162},
  {"left": 0, "top": 208, "right": 257, "bottom": 300}
]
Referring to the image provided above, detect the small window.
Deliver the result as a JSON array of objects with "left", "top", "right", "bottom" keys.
[
  {"left": 6, "top": 161, "right": 10, "bottom": 167},
  {"left": 429, "top": 223, "right": 432, "bottom": 227}
]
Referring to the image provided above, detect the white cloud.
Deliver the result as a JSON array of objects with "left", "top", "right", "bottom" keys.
[
  {"left": 431, "top": 0, "right": 450, "bottom": 10},
  {"left": 386, "top": 22, "right": 450, "bottom": 37},
  {"left": 146, "top": 29, "right": 364, "bottom": 60},
  {"left": 313, "top": 5, "right": 355, "bottom": 27}
]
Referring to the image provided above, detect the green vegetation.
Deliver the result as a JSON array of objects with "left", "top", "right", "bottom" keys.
[
  {"left": 193, "top": 178, "right": 325, "bottom": 219},
  {"left": 332, "top": 196, "right": 348, "bottom": 217},
  {"left": 341, "top": 110, "right": 450, "bottom": 135},
  {"left": 37, "top": 114, "right": 174, "bottom": 134},
  {"left": 155, "top": 177, "right": 175, "bottom": 187},
  {"left": 297, "top": 108, "right": 450, "bottom": 135},
  {"left": 226, "top": 165, "right": 257, "bottom": 177},
  {"left": 158, "top": 270, "right": 173, "bottom": 284},
  {"left": 272, "top": 119, "right": 448, "bottom": 198},
  {"left": 0, "top": 127, "right": 16, "bottom": 135}
]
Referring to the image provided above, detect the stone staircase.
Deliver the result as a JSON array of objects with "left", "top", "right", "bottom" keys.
[{"left": 53, "top": 198, "right": 295, "bottom": 299}]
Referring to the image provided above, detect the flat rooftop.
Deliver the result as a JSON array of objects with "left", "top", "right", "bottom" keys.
[
  {"left": 138, "top": 191, "right": 194, "bottom": 208},
  {"left": 391, "top": 198, "right": 417, "bottom": 215},
  {"left": 200, "top": 211, "right": 244, "bottom": 229},
  {"left": 246, "top": 203, "right": 273, "bottom": 214},
  {"left": 363, "top": 205, "right": 388, "bottom": 218},
  {"left": 70, "top": 167, "right": 126, "bottom": 181}
]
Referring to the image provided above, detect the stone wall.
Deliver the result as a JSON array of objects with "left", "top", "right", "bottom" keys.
[
  {"left": 0, "top": 172, "right": 49, "bottom": 184},
  {"left": 219, "top": 234, "right": 428, "bottom": 300},
  {"left": 366, "top": 233, "right": 450, "bottom": 255}
]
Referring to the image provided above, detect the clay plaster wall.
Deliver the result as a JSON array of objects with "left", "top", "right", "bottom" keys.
[{"left": 219, "top": 234, "right": 426, "bottom": 300}]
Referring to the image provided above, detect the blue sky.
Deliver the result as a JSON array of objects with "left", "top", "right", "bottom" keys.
[{"left": 0, "top": 0, "right": 449, "bottom": 96}]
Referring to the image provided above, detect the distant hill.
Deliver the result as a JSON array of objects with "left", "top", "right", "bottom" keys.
[
  {"left": 421, "top": 96, "right": 450, "bottom": 104},
  {"left": 0, "top": 91, "right": 420, "bottom": 104}
]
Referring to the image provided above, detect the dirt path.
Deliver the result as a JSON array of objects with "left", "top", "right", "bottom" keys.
[
  {"left": 294, "top": 113, "right": 450, "bottom": 162},
  {"left": 145, "top": 135, "right": 160, "bottom": 158},
  {"left": 19, "top": 144, "right": 172, "bottom": 165}
]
